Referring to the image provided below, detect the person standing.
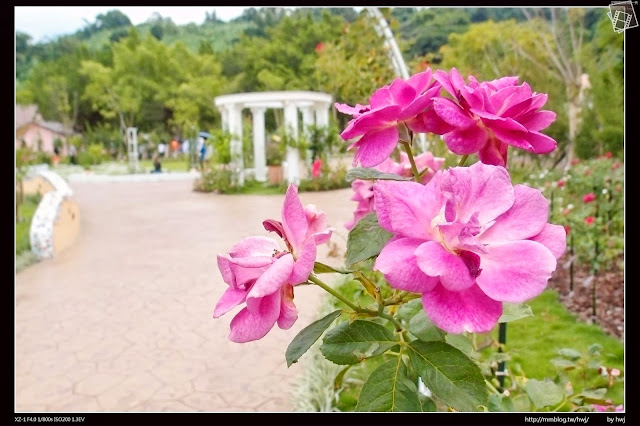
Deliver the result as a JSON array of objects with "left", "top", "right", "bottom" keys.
[
  {"left": 158, "top": 142, "right": 166, "bottom": 158},
  {"left": 68, "top": 144, "right": 77, "bottom": 165}
]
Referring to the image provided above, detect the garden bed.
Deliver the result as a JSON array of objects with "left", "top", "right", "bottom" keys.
[{"left": 547, "top": 254, "right": 624, "bottom": 340}]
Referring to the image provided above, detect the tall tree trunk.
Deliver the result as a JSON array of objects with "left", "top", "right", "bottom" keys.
[{"left": 564, "top": 73, "right": 590, "bottom": 170}]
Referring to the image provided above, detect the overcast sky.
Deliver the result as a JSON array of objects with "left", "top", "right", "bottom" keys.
[{"left": 15, "top": 6, "right": 253, "bottom": 43}]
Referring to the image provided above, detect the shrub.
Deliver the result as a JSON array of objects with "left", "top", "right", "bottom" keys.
[{"left": 194, "top": 168, "right": 237, "bottom": 193}]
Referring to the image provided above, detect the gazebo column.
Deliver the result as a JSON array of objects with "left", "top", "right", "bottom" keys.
[
  {"left": 228, "top": 104, "right": 245, "bottom": 186},
  {"left": 315, "top": 106, "right": 329, "bottom": 129},
  {"left": 250, "top": 107, "right": 267, "bottom": 182},
  {"left": 283, "top": 102, "right": 300, "bottom": 185},
  {"left": 300, "top": 105, "right": 315, "bottom": 165},
  {"left": 220, "top": 106, "right": 229, "bottom": 133}
]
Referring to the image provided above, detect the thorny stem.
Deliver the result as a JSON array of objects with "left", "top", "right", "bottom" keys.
[
  {"left": 309, "top": 275, "right": 361, "bottom": 312},
  {"left": 458, "top": 155, "right": 469, "bottom": 167},
  {"left": 310, "top": 274, "right": 404, "bottom": 332},
  {"left": 401, "top": 141, "right": 421, "bottom": 183}
]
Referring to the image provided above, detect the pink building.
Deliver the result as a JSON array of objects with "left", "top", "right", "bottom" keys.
[{"left": 15, "top": 105, "right": 75, "bottom": 155}]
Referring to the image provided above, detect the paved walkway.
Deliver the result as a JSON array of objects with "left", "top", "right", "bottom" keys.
[{"left": 15, "top": 180, "right": 355, "bottom": 412}]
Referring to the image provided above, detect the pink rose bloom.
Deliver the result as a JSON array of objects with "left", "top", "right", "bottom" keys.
[
  {"left": 336, "top": 69, "right": 442, "bottom": 168},
  {"left": 430, "top": 68, "right": 557, "bottom": 167},
  {"left": 214, "top": 185, "right": 333, "bottom": 342},
  {"left": 593, "top": 401, "right": 624, "bottom": 412},
  {"left": 345, "top": 151, "right": 445, "bottom": 230},
  {"left": 311, "top": 158, "right": 323, "bottom": 178},
  {"left": 583, "top": 193, "right": 596, "bottom": 203},
  {"left": 585, "top": 216, "right": 595, "bottom": 225},
  {"left": 373, "top": 162, "right": 566, "bottom": 333}
]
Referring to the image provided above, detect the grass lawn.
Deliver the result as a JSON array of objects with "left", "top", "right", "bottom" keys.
[
  {"left": 15, "top": 194, "right": 41, "bottom": 255},
  {"left": 492, "top": 290, "right": 624, "bottom": 406},
  {"left": 138, "top": 157, "right": 193, "bottom": 172},
  {"left": 323, "top": 279, "right": 623, "bottom": 411}
]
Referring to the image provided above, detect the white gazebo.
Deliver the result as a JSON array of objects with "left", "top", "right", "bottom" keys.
[{"left": 214, "top": 91, "right": 333, "bottom": 185}]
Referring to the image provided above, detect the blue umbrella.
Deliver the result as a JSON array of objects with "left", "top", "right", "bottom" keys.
[{"left": 198, "top": 131, "right": 211, "bottom": 139}]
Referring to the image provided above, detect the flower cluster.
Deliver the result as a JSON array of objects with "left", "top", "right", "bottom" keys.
[{"left": 214, "top": 67, "right": 565, "bottom": 341}]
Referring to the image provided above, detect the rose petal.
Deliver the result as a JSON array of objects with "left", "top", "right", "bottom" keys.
[
  {"left": 443, "top": 124, "right": 489, "bottom": 155},
  {"left": 524, "top": 131, "right": 557, "bottom": 154},
  {"left": 518, "top": 110, "right": 556, "bottom": 132},
  {"left": 289, "top": 238, "right": 316, "bottom": 285},
  {"left": 439, "top": 162, "right": 514, "bottom": 225},
  {"left": 422, "top": 284, "right": 503, "bottom": 334},
  {"left": 476, "top": 240, "right": 557, "bottom": 303},
  {"left": 375, "top": 237, "right": 439, "bottom": 293},
  {"left": 415, "top": 241, "right": 476, "bottom": 291},
  {"left": 277, "top": 284, "right": 298, "bottom": 330},
  {"left": 479, "top": 185, "right": 549, "bottom": 243},
  {"left": 340, "top": 105, "right": 402, "bottom": 140},
  {"left": 352, "top": 126, "right": 400, "bottom": 168},
  {"left": 529, "top": 224, "right": 567, "bottom": 260},
  {"left": 247, "top": 253, "right": 294, "bottom": 301},
  {"left": 478, "top": 138, "right": 508, "bottom": 166},
  {"left": 229, "top": 236, "right": 280, "bottom": 258},
  {"left": 282, "top": 185, "right": 309, "bottom": 251},
  {"left": 229, "top": 291, "right": 282, "bottom": 343},
  {"left": 389, "top": 78, "right": 417, "bottom": 107},
  {"left": 433, "top": 97, "right": 476, "bottom": 128},
  {"left": 213, "top": 287, "right": 248, "bottom": 318},
  {"left": 406, "top": 69, "right": 433, "bottom": 94},
  {"left": 373, "top": 180, "right": 436, "bottom": 239}
]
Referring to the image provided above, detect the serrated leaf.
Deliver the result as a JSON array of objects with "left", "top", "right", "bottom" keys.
[
  {"left": 525, "top": 379, "right": 565, "bottom": 409},
  {"left": 345, "top": 167, "right": 409, "bottom": 183},
  {"left": 407, "top": 341, "right": 487, "bottom": 412},
  {"left": 499, "top": 303, "right": 533, "bottom": 323},
  {"left": 285, "top": 310, "right": 342, "bottom": 367},
  {"left": 345, "top": 213, "right": 393, "bottom": 267},
  {"left": 355, "top": 357, "right": 422, "bottom": 412},
  {"left": 313, "top": 262, "right": 349, "bottom": 274},
  {"left": 557, "top": 348, "right": 582, "bottom": 360},
  {"left": 320, "top": 320, "right": 399, "bottom": 365},
  {"left": 444, "top": 333, "right": 474, "bottom": 356},
  {"left": 409, "top": 309, "right": 445, "bottom": 342}
]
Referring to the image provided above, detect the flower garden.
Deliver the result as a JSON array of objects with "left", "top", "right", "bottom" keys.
[{"left": 212, "top": 68, "right": 624, "bottom": 412}]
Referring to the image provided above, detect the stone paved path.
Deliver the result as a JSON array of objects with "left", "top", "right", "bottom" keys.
[{"left": 15, "top": 180, "right": 355, "bottom": 412}]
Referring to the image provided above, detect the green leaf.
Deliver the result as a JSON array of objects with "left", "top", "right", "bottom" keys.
[
  {"left": 285, "top": 310, "right": 342, "bottom": 367},
  {"left": 409, "top": 310, "right": 445, "bottom": 342},
  {"left": 345, "top": 167, "right": 409, "bottom": 183},
  {"left": 557, "top": 348, "right": 582, "bottom": 361},
  {"left": 525, "top": 379, "right": 565, "bottom": 409},
  {"left": 420, "top": 398, "right": 437, "bottom": 412},
  {"left": 550, "top": 358, "right": 577, "bottom": 370},
  {"left": 396, "top": 298, "right": 423, "bottom": 322},
  {"left": 313, "top": 261, "right": 349, "bottom": 274},
  {"left": 355, "top": 357, "right": 422, "bottom": 412},
  {"left": 333, "top": 365, "right": 352, "bottom": 391},
  {"left": 444, "top": 333, "right": 474, "bottom": 357},
  {"left": 499, "top": 303, "right": 533, "bottom": 323},
  {"left": 345, "top": 213, "right": 393, "bottom": 267},
  {"left": 577, "top": 388, "right": 609, "bottom": 405},
  {"left": 407, "top": 341, "right": 487, "bottom": 412},
  {"left": 320, "top": 320, "right": 399, "bottom": 365},
  {"left": 488, "top": 394, "right": 515, "bottom": 412}
]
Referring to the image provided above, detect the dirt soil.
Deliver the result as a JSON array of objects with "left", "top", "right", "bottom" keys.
[{"left": 547, "top": 254, "right": 624, "bottom": 340}]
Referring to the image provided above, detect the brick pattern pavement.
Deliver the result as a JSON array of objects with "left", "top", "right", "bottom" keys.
[{"left": 15, "top": 181, "right": 355, "bottom": 412}]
